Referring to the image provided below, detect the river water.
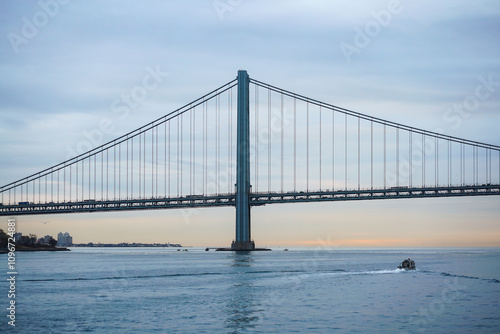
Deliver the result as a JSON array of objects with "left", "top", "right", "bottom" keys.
[{"left": 1, "top": 247, "right": 499, "bottom": 333}]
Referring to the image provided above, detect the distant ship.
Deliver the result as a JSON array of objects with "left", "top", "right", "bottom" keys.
[{"left": 398, "top": 258, "right": 416, "bottom": 270}]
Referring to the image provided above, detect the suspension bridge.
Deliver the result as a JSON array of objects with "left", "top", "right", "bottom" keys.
[{"left": 1, "top": 70, "right": 499, "bottom": 250}]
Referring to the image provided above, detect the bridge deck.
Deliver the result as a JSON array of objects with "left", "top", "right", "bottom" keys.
[{"left": 1, "top": 185, "right": 498, "bottom": 216}]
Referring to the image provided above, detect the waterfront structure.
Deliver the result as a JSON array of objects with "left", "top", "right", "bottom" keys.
[
  {"left": 57, "top": 232, "right": 73, "bottom": 246},
  {"left": 1, "top": 71, "right": 499, "bottom": 250}
]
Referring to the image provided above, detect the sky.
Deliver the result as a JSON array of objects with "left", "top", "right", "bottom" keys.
[{"left": 0, "top": 0, "right": 499, "bottom": 247}]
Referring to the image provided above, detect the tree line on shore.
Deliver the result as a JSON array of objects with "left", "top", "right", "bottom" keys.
[{"left": 0, "top": 228, "right": 57, "bottom": 249}]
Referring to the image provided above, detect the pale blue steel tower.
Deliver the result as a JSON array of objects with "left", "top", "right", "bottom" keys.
[{"left": 231, "top": 70, "right": 255, "bottom": 251}]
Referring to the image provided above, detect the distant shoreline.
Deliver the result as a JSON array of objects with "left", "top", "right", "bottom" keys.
[
  {"left": 0, "top": 245, "right": 70, "bottom": 254},
  {"left": 72, "top": 243, "right": 182, "bottom": 248}
]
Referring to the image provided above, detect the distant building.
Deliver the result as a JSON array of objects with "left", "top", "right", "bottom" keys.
[
  {"left": 57, "top": 232, "right": 73, "bottom": 246},
  {"left": 65, "top": 232, "right": 73, "bottom": 245}
]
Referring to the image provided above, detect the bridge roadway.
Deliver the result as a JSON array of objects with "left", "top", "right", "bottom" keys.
[{"left": 1, "top": 184, "right": 499, "bottom": 216}]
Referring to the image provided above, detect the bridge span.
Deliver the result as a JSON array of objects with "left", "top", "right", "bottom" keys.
[{"left": 1, "top": 70, "right": 500, "bottom": 249}]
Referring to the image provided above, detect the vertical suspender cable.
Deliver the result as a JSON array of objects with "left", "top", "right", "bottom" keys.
[
  {"left": 216, "top": 97, "right": 219, "bottom": 194},
  {"left": 81, "top": 160, "right": 83, "bottom": 201},
  {"left": 139, "top": 134, "right": 142, "bottom": 198},
  {"left": 371, "top": 120, "right": 373, "bottom": 190},
  {"left": 307, "top": 101, "right": 309, "bottom": 192},
  {"left": 422, "top": 134, "right": 425, "bottom": 187},
  {"left": 94, "top": 154, "right": 96, "bottom": 200},
  {"left": 106, "top": 149, "right": 109, "bottom": 200},
  {"left": 38, "top": 176, "right": 41, "bottom": 204},
  {"left": 460, "top": 142, "right": 463, "bottom": 186},
  {"left": 357, "top": 116, "right": 360, "bottom": 191},
  {"left": 345, "top": 114, "right": 348, "bottom": 191},
  {"left": 476, "top": 145, "right": 479, "bottom": 185},
  {"left": 177, "top": 115, "right": 180, "bottom": 197},
  {"left": 156, "top": 126, "right": 159, "bottom": 198},
  {"left": 190, "top": 110, "right": 193, "bottom": 195},
  {"left": 35, "top": 174, "right": 38, "bottom": 203},
  {"left": 219, "top": 96, "right": 222, "bottom": 193},
  {"left": 448, "top": 139, "right": 451, "bottom": 186},
  {"left": 483, "top": 147, "right": 486, "bottom": 185},
  {"left": 62, "top": 164, "right": 65, "bottom": 203},
  {"left": 396, "top": 126, "right": 399, "bottom": 188},
  {"left": 472, "top": 145, "right": 475, "bottom": 185},
  {"left": 332, "top": 111, "right": 335, "bottom": 190},
  {"left": 487, "top": 146, "right": 490, "bottom": 184},
  {"left": 409, "top": 131, "right": 412, "bottom": 188},
  {"left": 490, "top": 147, "right": 493, "bottom": 184},
  {"left": 118, "top": 146, "right": 121, "bottom": 199},
  {"left": 164, "top": 121, "right": 167, "bottom": 197},
  {"left": 281, "top": 93, "right": 284, "bottom": 193},
  {"left": 294, "top": 96, "right": 297, "bottom": 192},
  {"left": 126, "top": 139, "right": 129, "bottom": 199},
  {"left": 152, "top": 128, "right": 154, "bottom": 198},
  {"left": 205, "top": 102, "right": 208, "bottom": 195},
  {"left": 486, "top": 147, "right": 489, "bottom": 184},
  {"left": 218, "top": 95, "right": 221, "bottom": 194},
  {"left": 139, "top": 132, "right": 146, "bottom": 198},
  {"left": 475, "top": 145, "right": 478, "bottom": 185},
  {"left": 88, "top": 155, "right": 91, "bottom": 200},
  {"left": 226, "top": 93, "right": 232, "bottom": 194},
  {"left": 202, "top": 103, "right": 205, "bottom": 195},
  {"left": 227, "top": 94, "right": 231, "bottom": 193},
  {"left": 319, "top": 106, "right": 322, "bottom": 191},
  {"left": 268, "top": 89, "right": 271, "bottom": 192},
  {"left": 194, "top": 107, "right": 197, "bottom": 194},
  {"left": 435, "top": 136, "right": 438, "bottom": 187},
  {"left": 113, "top": 145, "right": 115, "bottom": 200},
  {"left": 181, "top": 114, "right": 183, "bottom": 196},
  {"left": 168, "top": 121, "right": 171, "bottom": 197},
  {"left": 229, "top": 90, "right": 233, "bottom": 192},
  {"left": 384, "top": 123, "right": 386, "bottom": 189},
  {"left": 255, "top": 86, "right": 259, "bottom": 193},
  {"left": 101, "top": 150, "right": 104, "bottom": 200}
]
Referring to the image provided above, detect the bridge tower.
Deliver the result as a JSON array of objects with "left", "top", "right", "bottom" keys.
[{"left": 231, "top": 70, "right": 255, "bottom": 251}]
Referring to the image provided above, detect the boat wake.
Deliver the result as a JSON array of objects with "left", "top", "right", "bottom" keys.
[
  {"left": 300, "top": 268, "right": 408, "bottom": 280},
  {"left": 345, "top": 268, "right": 407, "bottom": 275},
  {"left": 21, "top": 268, "right": 414, "bottom": 283},
  {"left": 440, "top": 272, "right": 500, "bottom": 284}
]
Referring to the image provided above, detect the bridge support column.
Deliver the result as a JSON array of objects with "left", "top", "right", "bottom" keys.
[{"left": 231, "top": 70, "right": 255, "bottom": 251}]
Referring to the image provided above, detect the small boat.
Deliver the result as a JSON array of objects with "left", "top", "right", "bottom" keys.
[
  {"left": 283, "top": 248, "right": 289, "bottom": 251},
  {"left": 398, "top": 258, "right": 416, "bottom": 270}
]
